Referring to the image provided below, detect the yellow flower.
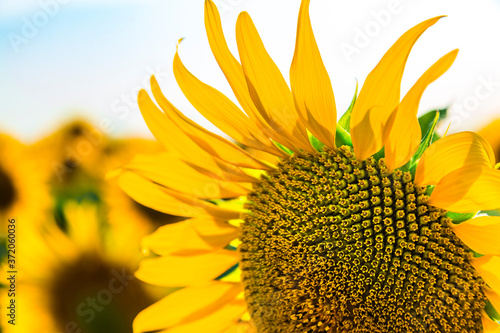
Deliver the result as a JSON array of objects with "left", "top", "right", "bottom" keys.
[
  {"left": 0, "top": 133, "right": 50, "bottom": 235},
  {"left": 1, "top": 201, "right": 162, "bottom": 333},
  {"left": 120, "top": 1, "right": 500, "bottom": 332}
]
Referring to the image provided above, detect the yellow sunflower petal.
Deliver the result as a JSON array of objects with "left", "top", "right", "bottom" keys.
[
  {"left": 472, "top": 255, "right": 500, "bottom": 293},
  {"left": 482, "top": 312, "right": 500, "bottom": 333},
  {"left": 138, "top": 86, "right": 205, "bottom": 159},
  {"left": 187, "top": 157, "right": 261, "bottom": 184},
  {"left": 384, "top": 50, "right": 458, "bottom": 170},
  {"left": 138, "top": 85, "right": 249, "bottom": 179},
  {"left": 143, "top": 219, "right": 238, "bottom": 256},
  {"left": 415, "top": 131, "right": 496, "bottom": 185},
  {"left": 138, "top": 90, "right": 261, "bottom": 181},
  {"left": 452, "top": 216, "right": 500, "bottom": 255},
  {"left": 117, "top": 171, "right": 200, "bottom": 217},
  {"left": 191, "top": 216, "right": 240, "bottom": 237},
  {"left": 290, "top": 0, "right": 336, "bottom": 148},
  {"left": 133, "top": 282, "right": 242, "bottom": 333},
  {"left": 159, "top": 299, "right": 247, "bottom": 333},
  {"left": 135, "top": 249, "right": 239, "bottom": 287},
  {"left": 204, "top": 0, "right": 288, "bottom": 152},
  {"left": 236, "top": 11, "right": 312, "bottom": 153},
  {"left": 429, "top": 165, "right": 500, "bottom": 213},
  {"left": 485, "top": 288, "right": 500, "bottom": 318},
  {"left": 350, "top": 16, "right": 443, "bottom": 160},
  {"left": 161, "top": 186, "right": 242, "bottom": 221},
  {"left": 149, "top": 80, "right": 271, "bottom": 170},
  {"left": 223, "top": 321, "right": 255, "bottom": 333},
  {"left": 173, "top": 47, "right": 278, "bottom": 156},
  {"left": 124, "top": 153, "right": 249, "bottom": 199}
]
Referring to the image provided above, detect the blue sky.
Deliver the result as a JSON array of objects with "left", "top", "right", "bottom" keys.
[{"left": 2, "top": 0, "right": 500, "bottom": 143}]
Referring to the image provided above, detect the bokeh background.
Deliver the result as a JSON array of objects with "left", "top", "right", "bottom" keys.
[{"left": 2, "top": 0, "right": 500, "bottom": 332}]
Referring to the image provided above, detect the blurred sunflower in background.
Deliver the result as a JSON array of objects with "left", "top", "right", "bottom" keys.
[
  {"left": 29, "top": 119, "right": 104, "bottom": 201},
  {"left": 0, "top": 120, "right": 177, "bottom": 332},
  {"left": 0, "top": 134, "right": 50, "bottom": 237},
  {"left": 1, "top": 201, "right": 161, "bottom": 333},
  {"left": 115, "top": 0, "right": 500, "bottom": 332}
]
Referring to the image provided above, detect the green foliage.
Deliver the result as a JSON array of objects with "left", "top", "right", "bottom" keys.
[
  {"left": 403, "top": 110, "right": 441, "bottom": 174},
  {"left": 335, "top": 82, "right": 357, "bottom": 148}
]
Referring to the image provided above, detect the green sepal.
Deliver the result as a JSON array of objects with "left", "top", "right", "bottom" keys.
[
  {"left": 272, "top": 140, "right": 294, "bottom": 155},
  {"left": 446, "top": 211, "right": 477, "bottom": 224},
  {"left": 472, "top": 251, "right": 484, "bottom": 258},
  {"left": 308, "top": 132, "right": 325, "bottom": 152},
  {"left": 210, "top": 197, "right": 247, "bottom": 212},
  {"left": 337, "top": 81, "right": 358, "bottom": 132},
  {"left": 403, "top": 110, "right": 440, "bottom": 174},
  {"left": 335, "top": 123, "right": 353, "bottom": 148},
  {"left": 215, "top": 263, "right": 239, "bottom": 280},
  {"left": 485, "top": 301, "right": 500, "bottom": 323},
  {"left": 372, "top": 147, "right": 385, "bottom": 160},
  {"left": 424, "top": 185, "right": 435, "bottom": 197},
  {"left": 482, "top": 209, "right": 500, "bottom": 217},
  {"left": 418, "top": 108, "right": 447, "bottom": 143}
]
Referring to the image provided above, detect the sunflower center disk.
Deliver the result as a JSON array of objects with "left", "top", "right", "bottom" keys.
[
  {"left": 241, "top": 146, "right": 486, "bottom": 333},
  {"left": 0, "top": 166, "right": 16, "bottom": 210}
]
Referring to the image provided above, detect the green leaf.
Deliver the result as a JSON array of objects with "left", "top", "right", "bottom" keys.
[
  {"left": 308, "top": 132, "right": 325, "bottom": 152},
  {"left": 446, "top": 211, "right": 477, "bottom": 224},
  {"left": 335, "top": 123, "right": 353, "bottom": 147},
  {"left": 272, "top": 140, "right": 294, "bottom": 155},
  {"left": 337, "top": 81, "right": 358, "bottom": 132}
]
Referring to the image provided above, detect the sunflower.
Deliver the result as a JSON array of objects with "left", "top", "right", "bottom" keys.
[
  {"left": 0, "top": 133, "right": 49, "bottom": 237},
  {"left": 29, "top": 119, "right": 106, "bottom": 201},
  {"left": 118, "top": 1, "right": 500, "bottom": 332},
  {"left": 1, "top": 201, "right": 161, "bottom": 333},
  {"left": 478, "top": 119, "right": 500, "bottom": 166}
]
